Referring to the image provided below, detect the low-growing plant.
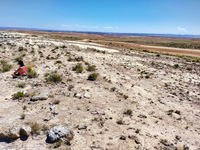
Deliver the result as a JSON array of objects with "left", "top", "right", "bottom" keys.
[
  {"left": 53, "top": 100, "right": 61, "bottom": 104},
  {"left": 27, "top": 71, "right": 38, "bottom": 78},
  {"left": 18, "top": 46, "right": 24, "bottom": 51},
  {"left": 88, "top": 73, "right": 98, "bottom": 81},
  {"left": 54, "top": 140, "right": 62, "bottom": 148},
  {"left": 87, "top": 65, "right": 96, "bottom": 72},
  {"left": 46, "top": 74, "right": 62, "bottom": 83},
  {"left": 68, "top": 56, "right": 73, "bottom": 61},
  {"left": 23, "top": 105, "right": 27, "bottom": 110},
  {"left": 20, "top": 114, "right": 25, "bottom": 120},
  {"left": 12, "top": 91, "right": 25, "bottom": 100},
  {"left": 0, "top": 60, "right": 13, "bottom": 72},
  {"left": 55, "top": 60, "right": 62, "bottom": 64},
  {"left": 116, "top": 118, "right": 125, "bottom": 125},
  {"left": 72, "top": 63, "right": 83, "bottom": 73},
  {"left": 123, "top": 109, "right": 132, "bottom": 116},
  {"left": 174, "top": 64, "right": 179, "bottom": 69},
  {"left": 68, "top": 85, "right": 74, "bottom": 91},
  {"left": 30, "top": 122, "right": 41, "bottom": 135},
  {"left": 17, "top": 83, "right": 26, "bottom": 88}
]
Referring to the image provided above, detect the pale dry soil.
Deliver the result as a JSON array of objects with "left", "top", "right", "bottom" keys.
[{"left": 0, "top": 33, "right": 200, "bottom": 150}]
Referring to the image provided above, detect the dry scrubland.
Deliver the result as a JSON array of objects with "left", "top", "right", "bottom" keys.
[{"left": 0, "top": 31, "right": 200, "bottom": 150}]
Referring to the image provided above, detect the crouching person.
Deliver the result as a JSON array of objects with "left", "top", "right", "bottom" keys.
[{"left": 12, "top": 60, "right": 27, "bottom": 78}]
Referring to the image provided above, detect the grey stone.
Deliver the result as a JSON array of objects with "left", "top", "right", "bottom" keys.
[
  {"left": 47, "top": 125, "right": 74, "bottom": 143},
  {"left": 78, "top": 125, "right": 87, "bottom": 130},
  {"left": 30, "top": 92, "right": 48, "bottom": 101}
]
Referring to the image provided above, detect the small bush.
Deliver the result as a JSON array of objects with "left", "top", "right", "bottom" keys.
[
  {"left": 123, "top": 109, "right": 132, "bottom": 116},
  {"left": 17, "top": 83, "right": 26, "bottom": 88},
  {"left": 53, "top": 100, "right": 60, "bottom": 104},
  {"left": 68, "top": 85, "right": 74, "bottom": 91},
  {"left": 46, "top": 74, "right": 62, "bottom": 83},
  {"left": 0, "top": 60, "right": 13, "bottom": 72},
  {"left": 20, "top": 114, "right": 25, "bottom": 120},
  {"left": 88, "top": 73, "right": 98, "bottom": 81},
  {"left": 68, "top": 56, "right": 73, "bottom": 62},
  {"left": 30, "top": 122, "right": 41, "bottom": 135},
  {"left": 116, "top": 118, "right": 125, "bottom": 125},
  {"left": 27, "top": 71, "right": 38, "bottom": 78},
  {"left": 14, "top": 56, "right": 23, "bottom": 62},
  {"left": 55, "top": 60, "right": 62, "bottom": 64},
  {"left": 87, "top": 65, "right": 96, "bottom": 72},
  {"left": 12, "top": 91, "right": 25, "bottom": 100},
  {"left": 18, "top": 46, "right": 24, "bottom": 51},
  {"left": 54, "top": 140, "right": 62, "bottom": 148},
  {"left": 72, "top": 64, "right": 83, "bottom": 73},
  {"left": 174, "top": 64, "right": 179, "bottom": 69}
]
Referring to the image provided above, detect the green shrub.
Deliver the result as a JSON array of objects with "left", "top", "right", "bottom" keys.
[
  {"left": 123, "top": 109, "right": 132, "bottom": 116},
  {"left": 55, "top": 60, "right": 62, "bottom": 64},
  {"left": 72, "top": 64, "right": 83, "bottom": 73},
  {"left": 87, "top": 65, "right": 96, "bottom": 72},
  {"left": 12, "top": 91, "right": 25, "bottom": 100},
  {"left": 20, "top": 114, "right": 25, "bottom": 120},
  {"left": 18, "top": 46, "right": 24, "bottom": 51},
  {"left": 68, "top": 85, "right": 74, "bottom": 91},
  {"left": 17, "top": 83, "right": 26, "bottom": 88},
  {"left": 46, "top": 74, "right": 62, "bottom": 83},
  {"left": 27, "top": 71, "right": 38, "bottom": 78},
  {"left": 30, "top": 122, "right": 41, "bottom": 135},
  {"left": 53, "top": 100, "right": 60, "bottom": 104},
  {"left": 88, "top": 73, "right": 98, "bottom": 81},
  {"left": 1, "top": 60, "right": 13, "bottom": 72},
  {"left": 54, "top": 140, "right": 62, "bottom": 148},
  {"left": 14, "top": 56, "right": 23, "bottom": 62},
  {"left": 68, "top": 56, "right": 73, "bottom": 61},
  {"left": 174, "top": 64, "right": 179, "bottom": 69}
]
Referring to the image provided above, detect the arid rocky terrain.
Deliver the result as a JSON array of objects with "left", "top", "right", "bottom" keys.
[{"left": 0, "top": 31, "right": 200, "bottom": 150}]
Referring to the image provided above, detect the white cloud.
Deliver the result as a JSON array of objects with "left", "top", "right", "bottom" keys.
[
  {"left": 177, "top": 27, "right": 187, "bottom": 32},
  {"left": 104, "top": 26, "right": 113, "bottom": 29},
  {"left": 104, "top": 26, "right": 119, "bottom": 29}
]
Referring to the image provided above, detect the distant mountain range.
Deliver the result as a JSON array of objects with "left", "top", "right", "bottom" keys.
[{"left": 1, "top": 26, "right": 200, "bottom": 39}]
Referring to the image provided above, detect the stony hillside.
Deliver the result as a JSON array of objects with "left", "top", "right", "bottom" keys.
[{"left": 0, "top": 31, "right": 200, "bottom": 150}]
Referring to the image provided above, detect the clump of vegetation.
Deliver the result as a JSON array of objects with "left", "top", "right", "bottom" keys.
[
  {"left": 123, "top": 109, "right": 133, "bottom": 116},
  {"left": 72, "top": 63, "right": 83, "bottom": 73},
  {"left": 14, "top": 56, "right": 23, "bottom": 62},
  {"left": 48, "top": 95, "right": 54, "bottom": 98},
  {"left": 68, "top": 85, "right": 74, "bottom": 91},
  {"left": 53, "top": 100, "right": 61, "bottom": 104},
  {"left": 20, "top": 114, "right": 25, "bottom": 120},
  {"left": 54, "top": 140, "right": 62, "bottom": 148},
  {"left": 30, "top": 122, "right": 41, "bottom": 135},
  {"left": 18, "top": 46, "right": 24, "bottom": 51},
  {"left": 0, "top": 60, "right": 13, "bottom": 72},
  {"left": 55, "top": 60, "right": 62, "bottom": 64},
  {"left": 88, "top": 73, "right": 98, "bottom": 81},
  {"left": 87, "top": 65, "right": 96, "bottom": 72},
  {"left": 46, "top": 74, "right": 62, "bottom": 83},
  {"left": 123, "top": 95, "right": 129, "bottom": 99},
  {"left": 23, "top": 105, "right": 27, "bottom": 110},
  {"left": 174, "top": 64, "right": 179, "bottom": 69},
  {"left": 67, "top": 56, "right": 74, "bottom": 61},
  {"left": 12, "top": 91, "right": 25, "bottom": 100},
  {"left": 116, "top": 118, "right": 125, "bottom": 125},
  {"left": 27, "top": 71, "right": 38, "bottom": 78},
  {"left": 17, "top": 83, "right": 26, "bottom": 88}
]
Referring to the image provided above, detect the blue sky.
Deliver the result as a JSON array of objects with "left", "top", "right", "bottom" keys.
[{"left": 0, "top": 0, "right": 200, "bottom": 34}]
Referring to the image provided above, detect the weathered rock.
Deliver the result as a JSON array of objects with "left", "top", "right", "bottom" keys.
[
  {"left": 0, "top": 126, "right": 20, "bottom": 141},
  {"left": 74, "top": 93, "right": 82, "bottom": 99},
  {"left": 30, "top": 92, "right": 48, "bottom": 101},
  {"left": 120, "top": 135, "right": 126, "bottom": 140},
  {"left": 84, "top": 93, "right": 90, "bottom": 98},
  {"left": 78, "top": 125, "right": 87, "bottom": 130},
  {"left": 46, "top": 125, "right": 74, "bottom": 143},
  {"left": 20, "top": 125, "right": 31, "bottom": 138}
]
